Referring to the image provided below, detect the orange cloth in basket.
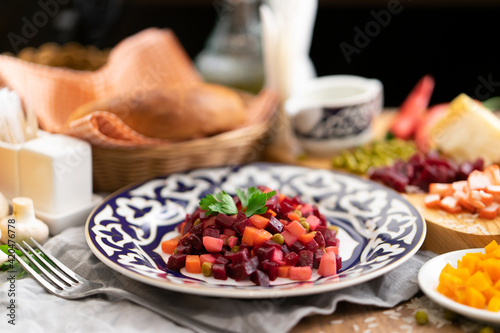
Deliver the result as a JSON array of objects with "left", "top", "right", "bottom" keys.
[{"left": 0, "top": 28, "right": 280, "bottom": 149}]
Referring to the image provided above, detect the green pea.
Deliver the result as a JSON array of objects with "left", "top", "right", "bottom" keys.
[
  {"left": 272, "top": 233, "right": 285, "bottom": 245},
  {"left": 300, "top": 221, "right": 310, "bottom": 232},
  {"left": 231, "top": 245, "right": 240, "bottom": 252},
  {"left": 415, "top": 310, "right": 428, "bottom": 325},
  {"left": 443, "top": 309, "right": 458, "bottom": 321},
  {"left": 201, "top": 262, "right": 213, "bottom": 277}
]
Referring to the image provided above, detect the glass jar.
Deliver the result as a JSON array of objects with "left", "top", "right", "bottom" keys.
[{"left": 195, "top": 0, "right": 264, "bottom": 94}]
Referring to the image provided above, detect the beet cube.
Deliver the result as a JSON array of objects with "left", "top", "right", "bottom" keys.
[
  {"left": 203, "top": 227, "right": 220, "bottom": 239},
  {"left": 305, "top": 239, "right": 319, "bottom": 252},
  {"left": 298, "top": 250, "right": 314, "bottom": 268},
  {"left": 189, "top": 222, "right": 204, "bottom": 235},
  {"left": 216, "top": 213, "right": 235, "bottom": 229},
  {"left": 186, "top": 234, "right": 204, "bottom": 251},
  {"left": 255, "top": 246, "right": 275, "bottom": 262},
  {"left": 259, "top": 260, "right": 279, "bottom": 281},
  {"left": 166, "top": 254, "right": 187, "bottom": 271},
  {"left": 215, "top": 255, "right": 230, "bottom": 266},
  {"left": 260, "top": 239, "right": 282, "bottom": 250},
  {"left": 326, "top": 238, "right": 339, "bottom": 248},
  {"left": 279, "top": 201, "right": 294, "bottom": 215},
  {"left": 250, "top": 270, "right": 270, "bottom": 287},
  {"left": 313, "top": 232, "right": 325, "bottom": 248},
  {"left": 284, "top": 252, "right": 299, "bottom": 266},
  {"left": 281, "top": 244, "right": 291, "bottom": 254},
  {"left": 313, "top": 249, "right": 325, "bottom": 269},
  {"left": 265, "top": 216, "right": 284, "bottom": 234},
  {"left": 175, "top": 243, "right": 193, "bottom": 255},
  {"left": 290, "top": 241, "right": 305, "bottom": 253},
  {"left": 223, "top": 248, "right": 250, "bottom": 264},
  {"left": 212, "top": 263, "right": 227, "bottom": 280},
  {"left": 234, "top": 218, "right": 252, "bottom": 236},
  {"left": 335, "top": 254, "right": 342, "bottom": 271},
  {"left": 315, "top": 225, "right": 328, "bottom": 238},
  {"left": 232, "top": 256, "right": 259, "bottom": 281}
]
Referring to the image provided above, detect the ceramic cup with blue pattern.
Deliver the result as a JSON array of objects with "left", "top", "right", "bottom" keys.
[{"left": 285, "top": 75, "right": 383, "bottom": 156}]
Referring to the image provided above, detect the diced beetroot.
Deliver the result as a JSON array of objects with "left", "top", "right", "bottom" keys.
[
  {"left": 166, "top": 254, "right": 187, "bottom": 271},
  {"left": 305, "top": 215, "right": 320, "bottom": 231},
  {"left": 250, "top": 270, "right": 270, "bottom": 287},
  {"left": 179, "top": 234, "right": 203, "bottom": 252},
  {"left": 279, "top": 201, "right": 295, "bottom": 215},
  {"left": 203, "top": 227, "right": 220, "bottom": 238},
  {"left": 260, "top": 239, "right": 282, "bottom": 249},
  {"left": 219, "top": 234, "right": 228, "bottom": 245},
  {"left": 203, "top": 236, "right": 224, "bottom": 253},
  {"left": 289, "top": 266, "right": 312, "bottom": 281},
  {"left": 259, "top": 260, "right": 279, "bottom": 281},
  {"left": 175, "top": 243, "right": 193, "bottom": 255},
  {"left": 281, "top": 230, "right": 298, "bottom": 247},
  {"left": 313, "top": 249, "right": 325, "bottom": 269},
  {"left": 298, "top": 250, "right": 314, "bottom": 268},
  {"left": 326, "top": 238, "right": 339, "bottom": 248},
  {"left": 336, "top": 254, "right": 342, "bottom": 271},
  {"left": 265, "top": 216, "right": 284, "bottom": 234},
  {"left": 223, "top": 248, "right": 249, "bottom": 264},
  {"left": 200, "top": 253, "right": 216, "bottom": 264},
  {"left": 290, "top": 241, "right": 305, "bottom": 253},
  {"left": 227, "top": 236, "right": 238, "bottom": 249},
  {"left": 234, "top": 217, "right": 252, "bottom": 236},
  {"left": 255, "top": 246, "right": 275, "bottom": 262},
  {"left": 284, "top": 252, "right": 299, "bottom": 266},
  {"left": 313, "top": 232, "right": 325, "bottom": 248},
  {"left": 216, "top": 213, "right": 235, "bottom": 229},
  {"left": 318, "top": 252, "right": 337, "bottom": 277},
  {"left": 271, "top": 248, "right": 284, "bottom": 263},
  {"left": 215, "top": 256, "right": 230, "bottom": 266},
  {"left": 223, "top": 229, "right": 237, "bottom": 237},
  {"left": 212, "top": 263, "right": 227, "bottom": 280},
  {"left": 305, "top": 239, "right": 319, "bottom": 252},
  {"left": 232, "top": 256, "right": 259, "bottom": 281},
  {"left": 315, "top": 225, "right": 328, "bottom": 237},
  {"left": 189, "top": 222, "right": 204, "bottom": 235},
  {"left": 202, "top": 216, "right": 217, "bottom": 229}
]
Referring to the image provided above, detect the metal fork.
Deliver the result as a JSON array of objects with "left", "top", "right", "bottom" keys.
[{"left": 12, "top": 237, "right": 225, "bottom": 333}]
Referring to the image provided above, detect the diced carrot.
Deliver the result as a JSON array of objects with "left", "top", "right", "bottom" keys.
[
  {"left": 429, "top": 183, "right": 454, "bottom": 197},
  {"left": 424, "top": 194, "right": 441, "bottom": 208},
  {"left": 161, "top": 238, "right": 179, "bottom": 254},
  {"left": 467, "top": 191, "right": 487, "bottom": 210},
  {"left": 200, "top": 254, "right": 216, "bottom": 264},
  {"left": 452, "top": 180, "right": 468, "bottom": 192},
  {"left": 266, "top": 208, "right": 277, "bottom": 217},
  {"left": 285, "top": 220, "right": 307, "bottom": 238},
  {"left": 484, "top": 164, "right": 500, "bottom": 185},
  {"left": 185, "top": 255, "right": 202, "bottom": 274},
  {"left": 305, "top": 215, "right": 320, "bottom": 231},
  {"left": 289, "top": 266, "right": 312, "bottom": 281},
  {"left": 278, "top": 194, "right": 286, "bottom": 203},
  {"left": 485, "top": 185, "right": 500, "bottom": 196},
  {"left": 318, "top": 252, "right": 337, "bottom": 277},
  {"left": 479, "top": 202, "right": 500, "bottom": 219},
  {"left": 298, "top": 231, "right": 316, "bottom": 244},
  {"left": 468, "top": 170, "right": 491, "bottom": 190},
  {"left": 325, "top": 246, "right": 339, "bottom": 255},
  {"left": 178, "top": 222, "right": 186, "bottom": 234},
  {"left": 254, "top": 229, "right": 273, "bottom": 247},
  {"left": 249, "top": 214, "right": 270, "bottom": 229},
  {"left": 455, "top": 191, "right": 476, "bottom": 212},
  {"left": 281, "top": 230, "right": 298, "bottom": 247},
  {"left": 440, "top": 196, "right": 462, "bottom": 214},
  {"left": 241, "top": 226, "right": 259, "bottom": 246},
  {"left": 203, "top": 236, "right": 224, "bottom": 253},
  {"left": 478, "top": 190, "right": 494, "bottom": 206},
  {"left": 277, "top": 265, "right": 291, "bottom": 278},
  {"left": 287, "top": 211, "right": 301, "bottom": 222}
]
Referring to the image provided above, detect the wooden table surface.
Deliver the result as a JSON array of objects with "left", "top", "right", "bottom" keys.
[{"left": 262, "top": 111, "right": 499, "bottom": 332}]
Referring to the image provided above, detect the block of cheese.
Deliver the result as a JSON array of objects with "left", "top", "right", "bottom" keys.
[
  {"left": 18, "top": 134, "right": 92, "bottom": 215},
  {"left": 430, "top": 94, "right": 500, "bottom": 166}
]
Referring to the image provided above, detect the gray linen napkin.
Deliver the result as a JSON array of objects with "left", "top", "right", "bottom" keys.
[{"left": 0, "top": 226, "right": 436, "bottom": 333}]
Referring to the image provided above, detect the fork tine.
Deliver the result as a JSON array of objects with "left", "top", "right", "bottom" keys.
[
  {"left": 11, "top": 250, "right": 61, "bottom": 295},
  {"left": 30, "top": 237, "right": 83, "bottom": 283},
  {"left": 15, "top": 242, "right": 68, "bottom": 289},
  {"left": 21, "top": 240, "right": 76, "bottom": 286}
]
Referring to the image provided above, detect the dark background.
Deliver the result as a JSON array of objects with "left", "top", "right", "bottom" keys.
[{"left": 1, "top": 0, "right": 499, "bottom": 107}]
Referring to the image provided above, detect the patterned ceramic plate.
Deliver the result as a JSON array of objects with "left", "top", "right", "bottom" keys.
[{"left": 85, "top": 163, "right": 426, "bottom": 298}]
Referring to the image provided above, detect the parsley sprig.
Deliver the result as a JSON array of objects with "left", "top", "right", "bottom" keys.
[{"left": 199, "top": 187, "right": 276, "bottom": 218}]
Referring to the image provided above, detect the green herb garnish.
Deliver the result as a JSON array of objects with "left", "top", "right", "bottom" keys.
[{"left": 200, "top": 187, "right": 276, "bottom": 218}]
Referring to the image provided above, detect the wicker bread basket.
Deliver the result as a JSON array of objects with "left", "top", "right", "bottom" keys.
[{"left": 92, "top": 119, "right": 271, "bottom": 192}]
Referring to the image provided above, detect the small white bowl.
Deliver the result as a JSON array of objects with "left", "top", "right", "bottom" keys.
[{"left": 285, "top": 75, "right": 383, "bottom": 156}]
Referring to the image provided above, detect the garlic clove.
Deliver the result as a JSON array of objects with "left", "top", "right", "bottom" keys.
[
  {"left": 0, "top": 197, "right": 49, "bottom": 245},
  {"left": 0, "top": 191, "right": 8, "bottom": 219}
]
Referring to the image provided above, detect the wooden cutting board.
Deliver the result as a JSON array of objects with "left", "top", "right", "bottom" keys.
[{"left": 263, "top": 110, "right": 500, "bottom": 254}]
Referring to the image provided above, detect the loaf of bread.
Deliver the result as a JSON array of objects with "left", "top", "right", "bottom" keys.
[{"left": 66, "top": 83, "right": 247, "bottom": 140}]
